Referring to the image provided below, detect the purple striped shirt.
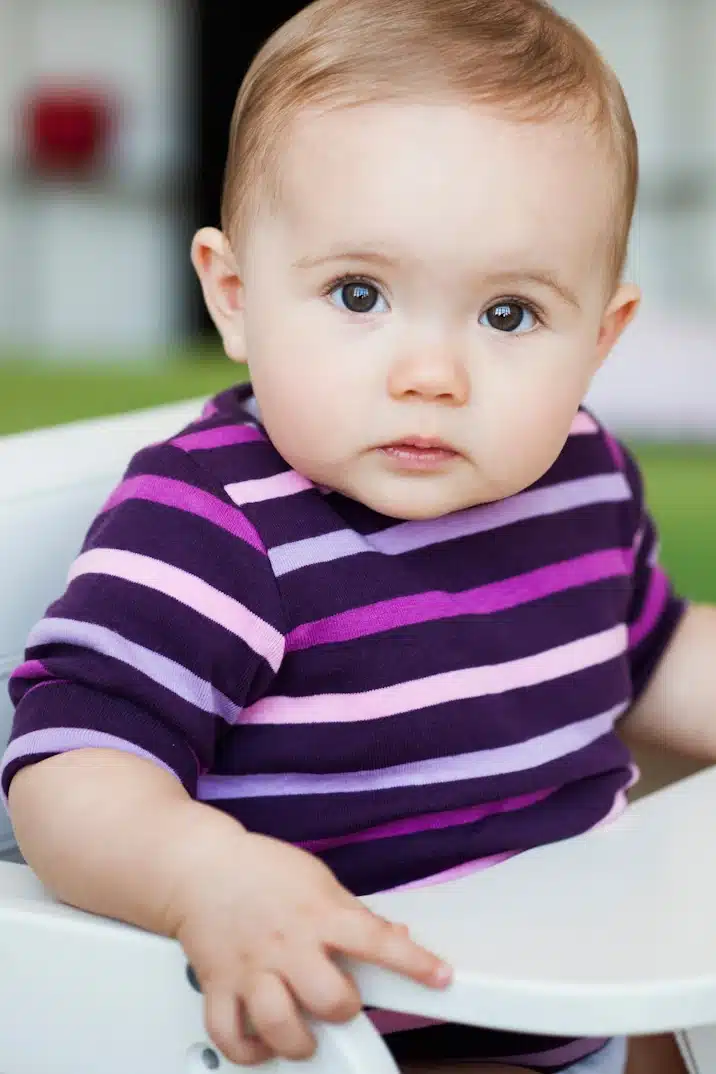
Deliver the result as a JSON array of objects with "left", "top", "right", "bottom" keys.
[{"left": 2, "top": 385, "right": 684, "bottom": 1069}]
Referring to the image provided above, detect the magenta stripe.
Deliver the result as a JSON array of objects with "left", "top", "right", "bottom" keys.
[
  {"left": 603, "top": 431, "right": 625, "bottom": 470},
  {"left": 629, "top": 566, "right": 669, "bottom": 648},
  {"left": 287, "top": 549, "right": 629, "bottom": 651},
  {"left": 368, "top": 1014, "right": 608, "bottom": 1063},
  {"left": 172, "top": 425, "right": 263, "bottom": 451},
  {"left": 367, "top": 1010, "right": 443, "bottom": 1034},
  {"left": 102, "top": 475, "right": 265, "bottom": 554},
  {"left": 11, "top": 659, "right": 49, "bottom": 681},
  {"left": 499, "top": 1038, "right": 610, "bottom": 1066},
  {"left": 0, "top": 727, "right": 181, "bottom": 809},
  {"left": 298, "top": 787, "right": 556, "bottom": 852},
  {"left": 384, "top": 776, "right": 634, "bottom": 897}
]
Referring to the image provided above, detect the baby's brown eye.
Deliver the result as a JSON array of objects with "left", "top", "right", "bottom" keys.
[
  {"left": 330, "top": 281, "right": 385, "bottom": 313},
  {"left": 480, "top": 302, "right": 536, "bottom": 333}
]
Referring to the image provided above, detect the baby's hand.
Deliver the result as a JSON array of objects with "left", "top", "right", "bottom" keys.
[{"left": 171, "top": 830, "right": 451, "bottom": 1066}]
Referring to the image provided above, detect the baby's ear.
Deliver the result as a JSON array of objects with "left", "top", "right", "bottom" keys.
[
  {"left": 191, "top": 228, "right": 247, "bottom": 363},
  {"left": 595, "top": 282, "right": 641, "bottom": 365}
]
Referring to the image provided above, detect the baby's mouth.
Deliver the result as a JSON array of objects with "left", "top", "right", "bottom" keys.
[{"left": 379, "top": 437, "right": 461, "bottom": 468}]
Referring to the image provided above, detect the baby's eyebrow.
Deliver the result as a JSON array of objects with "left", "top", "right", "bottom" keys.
[
  {"left": 482, "top": 270, "right": 582, "bottom": 311},
  {"left": 292, "top": 249, "right": 398, "bottom": 271}
]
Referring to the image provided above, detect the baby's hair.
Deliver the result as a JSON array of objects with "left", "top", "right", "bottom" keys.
[{"left": 221, "top": 0, "right": 638, "bottom": 283}]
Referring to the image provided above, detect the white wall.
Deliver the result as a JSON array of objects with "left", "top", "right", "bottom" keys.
[
  {"left": 0, "top": 0, "right": 191, "bottom": 357},
  {"left": 553, "top": 0, "right": 716, "bottom": 437}
]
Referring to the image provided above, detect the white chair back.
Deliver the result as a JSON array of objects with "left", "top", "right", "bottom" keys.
[{"left": 0, "top": 400, "right": 205, "bottom": 852}]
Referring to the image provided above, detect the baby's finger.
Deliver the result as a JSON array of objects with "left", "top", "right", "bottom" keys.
[
  {"left": 325, "top": 906, "right": 453, "bottom": 988},
  {"left": 203, "top": 988, "right": 273, "bottom": 1067},
  {"left": 283, "top": 947, "right": 363, "bottom": 1023},
  {"left": 245, "top": 969, "right": 317, "bottom": 1060}
]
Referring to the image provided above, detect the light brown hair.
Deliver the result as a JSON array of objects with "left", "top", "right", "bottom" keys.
[{"left": 221, "top": 0, "right": 638, "bottom": 281}]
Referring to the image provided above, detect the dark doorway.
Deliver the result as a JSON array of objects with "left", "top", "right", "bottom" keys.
[{"left": 193, "top": 2, "right": 309, "bottom": 334}]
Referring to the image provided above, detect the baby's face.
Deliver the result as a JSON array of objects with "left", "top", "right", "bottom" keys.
[{"left": 220, "top": 101, "right": 638, "bottom": 519}]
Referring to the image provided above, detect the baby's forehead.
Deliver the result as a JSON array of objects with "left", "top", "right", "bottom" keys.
[
  {"left": 269, "top": 100, "right": 616, "bottom": 238},
  {"left": 233, "top": 101, "right": 618, "bottom": 296}
]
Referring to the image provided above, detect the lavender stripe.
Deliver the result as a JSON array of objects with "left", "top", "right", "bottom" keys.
[
  {"left": 269, "top": 473, "right": 630, "bottom": 577},
  {"left": 197, "top": 701, "right": 626, "bottom": 800},
  {"left": 0, "top": 728, "right": 180, "bottom": 809},
  {"left": 102, "top": 475, "right": 265, "bottom": 554},
  {"left": 298, "top": 786, "right": 556, "bottom": 851},
  {"left": 387, "top": 851, "right": 517, "bottom": 892},
  {"left": 287, "top": 549, "right": 629, "bottom": 651},
  {"left": 270, "top": 528, "right": 368, "bottom": 577},
  {"left": 27, "top": 618, "right": 240, "bottom": 724},
  {"left": 172, "top": 425, "right": 263, "bottom": 451},
  {"left": 372, "top": 474, "right": 629, "bottom": 555}
]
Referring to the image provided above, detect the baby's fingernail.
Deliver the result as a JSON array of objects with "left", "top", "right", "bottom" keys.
[{"left": 434, "top": 962, "right": 453, "bottom": 986}]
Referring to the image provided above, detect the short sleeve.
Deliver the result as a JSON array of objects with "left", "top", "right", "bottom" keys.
[
  {"left": 1, "top": 439, "right": 286, "bottom": 802},
  {"left": 616, "top": 439, "right": 687, "bottom": 701}
]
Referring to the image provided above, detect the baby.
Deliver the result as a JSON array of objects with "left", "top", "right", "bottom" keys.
[{"left": 3, "top": 1, "right": 714, "bottom": 1072}]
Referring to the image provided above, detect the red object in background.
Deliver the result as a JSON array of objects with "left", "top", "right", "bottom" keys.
[{"left": 22, "top": 85, "right": 117, "bottom": 176}]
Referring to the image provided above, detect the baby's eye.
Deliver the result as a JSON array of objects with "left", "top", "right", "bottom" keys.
[
  {"left": 329, "top": 280, "right": 388, "bottom": 314},
  {"left": 479, "top": 301, "right": 538, "bottom": 334}
]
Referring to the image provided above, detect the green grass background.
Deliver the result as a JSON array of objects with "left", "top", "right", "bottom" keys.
[{"left": 1, "top": 354, "right": 714, "bottom": 603}]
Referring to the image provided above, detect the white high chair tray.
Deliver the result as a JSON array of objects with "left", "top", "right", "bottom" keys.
[{"left": 353, "top": 763, "right": 716, "bottom": 1039}]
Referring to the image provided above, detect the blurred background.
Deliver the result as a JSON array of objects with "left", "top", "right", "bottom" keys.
[{"left": 0, "top": 0, "right": 713, "bottom": 601}]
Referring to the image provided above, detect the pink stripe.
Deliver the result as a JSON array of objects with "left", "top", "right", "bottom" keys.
[
  {"left": 226, "top": 470, "right": 314, "bottom": 505},
  {"left": 597, "top": 787, "right": 629, "bottom": 828},
  {"left": 0, "top": 727, "right": 180, "bottom": 809},
  {"left": 244, "top": 625, "right": 626, "bottom": 725},
  {"left": 387, "top": 851, "right": 519, "bottom": 892},
  {"left": 298, "top": 787, "right": 556, "bottom": 852},
  {"left": 172, "top": 425, "right": 263, "bottom": 451},
  {"left": 102, "top": 475, "right": 265, "bottom": 554},
  {"left": 570, "top": 411, "right": 599, "bottom": 435},
  {"left": 69, "top": 548, "right": 284, "bottom": 672},
  {"left": 287, "top": 549, "right": 629, "bottom": 651},
  {"left": 629, "top": 566, "right": 669, "bottom": 648}
]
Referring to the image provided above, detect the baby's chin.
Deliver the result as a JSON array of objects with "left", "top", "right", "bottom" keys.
[{"left": 335, "top": 476, "right": 497, "bottom": 521}]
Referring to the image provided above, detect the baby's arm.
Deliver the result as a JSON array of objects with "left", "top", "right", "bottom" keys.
[
  {"left": 9, "top": 746, "right": 450, "bottom": 1067},
  {"left": 621, "top": 602, "right": 716, "bottom": 759},
  {"left": 1, "top": 437, "right": 450, "bottom": 1065},
  {"left": 611, "top": 439, "right": 716, "bottom": 758}
]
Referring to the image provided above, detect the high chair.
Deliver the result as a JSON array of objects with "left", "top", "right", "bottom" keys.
[{"left": 1, "top": 400, "right": 715, "bottom": 1073}]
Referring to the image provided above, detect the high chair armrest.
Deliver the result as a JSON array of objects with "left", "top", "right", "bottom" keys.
[{"left": 0, "top": 861, "right": 401, "bottom": 1073}]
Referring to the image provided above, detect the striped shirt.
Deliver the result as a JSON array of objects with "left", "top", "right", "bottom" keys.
[{"left": 2, "top": 384, "right": 684, "bottom": 1070}]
